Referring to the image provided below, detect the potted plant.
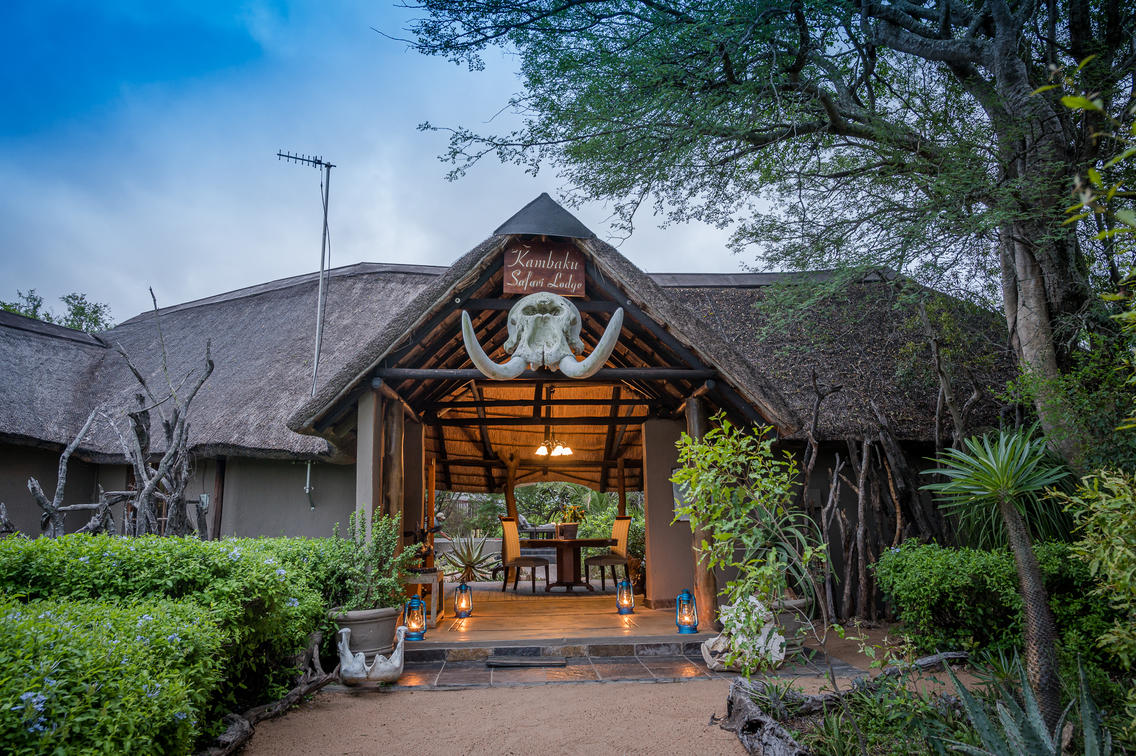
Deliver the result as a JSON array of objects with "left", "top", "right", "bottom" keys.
[
  {"left": 555, "top": 503, "right": 587, "bottom": 539},
  {"left": 327, "top": 511, "right": 417, "bottom": 657}
]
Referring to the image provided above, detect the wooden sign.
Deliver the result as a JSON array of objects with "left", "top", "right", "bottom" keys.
[{"left": 503, "top": 243, "right": 585, "bottom": 297}]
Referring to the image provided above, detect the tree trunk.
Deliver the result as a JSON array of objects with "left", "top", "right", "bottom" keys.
[
  {"left": 984, "top": 44, "right": 1089, "bottom": 466},
  {"left": 1000, "top": 497, "right": 1062, "bottom": 732}
]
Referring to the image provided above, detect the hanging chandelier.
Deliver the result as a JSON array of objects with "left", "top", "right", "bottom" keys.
[{"left": 535, "top": 429, "right": 572, "bottom": 457}]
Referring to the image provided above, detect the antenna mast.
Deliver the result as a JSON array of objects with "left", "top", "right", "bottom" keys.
[
  {"left": 277, "top": 150, "right": 336, "bottom": 503},
  {"left": 277, "top": 150, "right": 336, "bottom": 396}
]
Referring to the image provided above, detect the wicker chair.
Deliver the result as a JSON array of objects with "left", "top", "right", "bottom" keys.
[
  {"left": 584, "top": 516, "right": 632, "bottom": 591},
  {"left": 499, "top": 516, "right": 550, "bottom": 593}
]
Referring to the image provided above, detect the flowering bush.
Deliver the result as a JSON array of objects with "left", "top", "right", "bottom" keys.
[
  {"left": 0, "top": 598, "right": 223, "bottom": 755},
  {"left": 0, "top": 535, "right": 323, "bottom": 713}
]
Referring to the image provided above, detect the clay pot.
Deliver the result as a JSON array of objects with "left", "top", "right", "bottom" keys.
[
  {"left": 329, "top": 606, "right": 400, "bottom": 656},
  {"left": 555, "top": 522, "right": 579, "bottom": 539}
]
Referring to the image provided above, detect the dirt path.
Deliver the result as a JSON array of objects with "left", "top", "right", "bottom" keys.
[{"left": 245, "top": 679, "right": 747, "bottom": 756}]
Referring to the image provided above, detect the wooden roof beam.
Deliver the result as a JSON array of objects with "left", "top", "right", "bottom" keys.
[
  {"left": 428, "top": 414, "right": 650, "bottom": 427},
  {"left": 443, "top": 457, "right": 643, "bottom": 470},
  {"left": 430, "top": 421, "right": 453, "bottom": 489},
  {"left": 376, "top": 368, "right": 715, "bottom": 382},
  {"left": 599, "top": 386, "right": 621, "bottom": 492},
  {"left": 468, "top": 382, "right": 497, "bottom": 491}
]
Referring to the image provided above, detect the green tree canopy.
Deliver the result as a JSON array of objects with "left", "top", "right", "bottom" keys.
[
  {"left": 407, "top": 0, "right": 1136, "bottom": 463},
  {"left": 1, "top": 289, "right": 113, "bottom": 333}
]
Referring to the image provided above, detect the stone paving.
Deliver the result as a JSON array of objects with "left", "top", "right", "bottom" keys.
[{"left": 364, "top": 649, "right": 861, "bottom": 691}]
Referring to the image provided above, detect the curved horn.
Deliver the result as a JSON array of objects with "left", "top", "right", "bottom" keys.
[
  {"left": 559, "top": 307, "right": 624, "bottom": 379},
  {"left": 462, "top": 311, "right": 527, "bottom": 380}
]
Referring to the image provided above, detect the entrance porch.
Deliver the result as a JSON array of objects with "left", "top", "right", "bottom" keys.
[{"left": 403, "top": 579, "right": 718, "bottom": 669}]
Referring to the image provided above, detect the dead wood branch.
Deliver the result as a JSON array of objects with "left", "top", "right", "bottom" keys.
[
  {"left": 0, "top": 503, "right": 20, "bottom": 537},
  {"left": 111, "top": 302, "right": 213, "bottom": 537},
  {"left": 27, "top": 407, "right": 100, "bottom": 537},
  {"left": 202, "top": 632, "right": 335, "bottom": 756},
  {"left": 721, "top": 652, "right": 969, "bottom": 753}
]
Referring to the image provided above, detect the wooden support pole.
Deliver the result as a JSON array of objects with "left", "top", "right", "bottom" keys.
[
  {"left": 685, "top": 396, "right": 720, "bottom": 630},
  {"left": 210, "top": 457, "right": 226, "bottom": 540},
  {"left": 425, "top": 459, "right": 437, "bottom": 570},
  {"left": 617, "top": 458, "right": 627, "bottom": 517},
  {"left": 382, "top": 398, "right": 404, "bottom": 532},
  {"left": 355, "top": 390, "right": 384, "bottom": 540},
  {"left": 501, "top": 451, "right": 519, "bottom": 520}
]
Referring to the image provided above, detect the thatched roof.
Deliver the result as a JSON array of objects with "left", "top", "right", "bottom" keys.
[
  {"left": 0, "top": 264, "right": 442, "bottom": 462},
  {"left": 0, "top": 198, "right": 1011, "bottom": 476}
]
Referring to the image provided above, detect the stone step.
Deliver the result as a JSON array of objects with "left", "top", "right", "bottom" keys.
[{"left": 404, "top": 633, "right": 715, "bottom": 663}]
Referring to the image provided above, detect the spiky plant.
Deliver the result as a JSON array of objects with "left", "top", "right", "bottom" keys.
[
  {"left": 441, "top": 532, "right": 497, "bottom": 582},
  {"left": 943, "top": 659, "right": 1111, "bottom": 756},
  {"left": 924, "top": 428, "right": 1069, "bottom": 731}
]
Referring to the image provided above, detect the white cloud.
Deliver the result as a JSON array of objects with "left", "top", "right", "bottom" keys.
[{"left": 0, "top": 1, "right": 740, "bottom": 324}]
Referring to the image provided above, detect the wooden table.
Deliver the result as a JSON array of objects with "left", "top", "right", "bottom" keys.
[{"left": 520, "top": 537, "right": 616, "bottom": 592}]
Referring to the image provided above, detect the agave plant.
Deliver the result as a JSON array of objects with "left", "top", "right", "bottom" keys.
[
  {"left": 924, "top": 428, "right": 1069, "bottom": 731},
  {"left": 441, "top": 532, "right": 497, "bottom": 582},
  {"left": 943, "top": 659, "right": 1111, "bottom": 756}
]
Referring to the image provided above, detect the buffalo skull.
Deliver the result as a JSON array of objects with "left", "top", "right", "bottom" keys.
[{"left": 461, "top": 292, "right": 624, "bottom": 380}]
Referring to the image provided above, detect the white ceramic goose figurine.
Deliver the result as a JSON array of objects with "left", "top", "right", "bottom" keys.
[
  {"left": 366, "top": 626, "right": 407, "bottom": 683},
  {"left": 336, "top": 627, "right": 370, "bottom": 685}
]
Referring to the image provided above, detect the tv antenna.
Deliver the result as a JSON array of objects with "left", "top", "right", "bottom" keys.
[{"left": 277, "top": 150, "right": 336, "bottom": 503}]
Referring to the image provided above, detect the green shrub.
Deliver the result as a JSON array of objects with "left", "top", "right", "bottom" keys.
[
  {"left": 876, "top": 541, "right": 1117, "bottom": 656},
  {"left": 0, "top": 597, "right": 223, "bottom": 755},
  {"left": 0, "top": 535, "right": 323, "bottom": 713},
  {"left": 1060, "top": 470, "right": 1136, "bottom": 744}
]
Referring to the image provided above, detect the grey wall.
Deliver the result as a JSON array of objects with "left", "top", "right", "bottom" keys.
[
  {"left": 219, "top": 458, "right": 355, "bottom": 538},
  {"left": 642, "top": 419, "right": 693, "bottom": 607},
  {"left": 0, "top": 443, "right": 100, "bottom": 536}
]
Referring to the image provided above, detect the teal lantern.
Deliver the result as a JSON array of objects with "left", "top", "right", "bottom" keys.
[
  {"left": 454, "top": 582, "right": 473, "bottom": 618},
  {"left": 405, "top": 594, "right": 426, "bottom": 640},
  {"left": 675, "top": 589, "right": 698, "bottom": 633},
  {"left": 616, "top": 579, "right": 635, "bottom": 615}
]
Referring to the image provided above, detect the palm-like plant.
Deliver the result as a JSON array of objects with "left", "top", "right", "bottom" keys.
[{"left": 923, "top": 428, "right": 1070, "bottom": 732}]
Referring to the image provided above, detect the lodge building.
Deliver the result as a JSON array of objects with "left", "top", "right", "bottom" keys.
[{"left": 0, "top": 194, "right": 1008, "bottom": 612}]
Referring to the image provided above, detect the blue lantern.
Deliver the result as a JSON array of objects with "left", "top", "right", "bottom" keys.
[
  {"left": 454, "top": 582, "right": 473, "bottom": 618},
  {"left": 616, "top": 579, "right": 635, "bottom": 615},
  {"left": 675, "top": 589, "right": 698, "bottom": 633},
  {"left": 404, "top": 594, "right": 427, "bottom": 641}
]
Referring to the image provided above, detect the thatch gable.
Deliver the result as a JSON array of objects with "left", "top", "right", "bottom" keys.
[{"left": 286, "top": 235, "right": 803, "bottom": 437}]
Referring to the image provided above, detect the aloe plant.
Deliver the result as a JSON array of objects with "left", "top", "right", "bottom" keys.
[
  {"left": 943, "top": 659, "right": 1111, "bottom": 756},
  {"left": 441, "top": 532, "right": 497, "bottom": 582}
]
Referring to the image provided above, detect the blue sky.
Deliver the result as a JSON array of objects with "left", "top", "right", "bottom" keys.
[{"left": 0, "top": 1, "right": 736, "bottom": 323}]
